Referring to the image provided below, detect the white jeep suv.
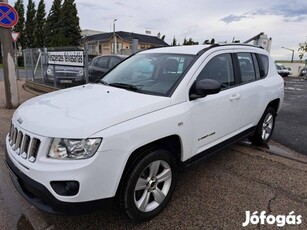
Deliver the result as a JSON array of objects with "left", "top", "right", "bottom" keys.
[{"left": 6, "top": 44, "right": 284, "bottom": 221}]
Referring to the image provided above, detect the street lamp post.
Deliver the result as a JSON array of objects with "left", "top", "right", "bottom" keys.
[
  {"left": 113, "top": 19, "right": 117, "bottom": 54},
  {"left": 281, "top": 46, "right": 294, "bottom": 63}
]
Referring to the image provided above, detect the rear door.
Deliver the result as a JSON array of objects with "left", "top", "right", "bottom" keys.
[
  {"left": 235, "top": 52, "right": 264, "bottom": 127},
  {"left": 93, "top": 56, "right": 110, "bottom": 77},
  {"left": 109, "top": 56, "right": 122, "bottom": 68}
]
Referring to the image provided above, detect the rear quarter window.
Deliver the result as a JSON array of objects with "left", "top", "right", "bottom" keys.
[{"left": 257, "top": 54, "right": 269, "bottom": 78}]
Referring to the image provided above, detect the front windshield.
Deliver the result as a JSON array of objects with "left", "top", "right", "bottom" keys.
[{"left": 100, "top": 53, "right": 195, "bottom": 96}]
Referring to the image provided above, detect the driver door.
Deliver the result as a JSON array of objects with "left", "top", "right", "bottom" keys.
[{"left": 189, "top": 52, "right": 245, "bottom": 157}]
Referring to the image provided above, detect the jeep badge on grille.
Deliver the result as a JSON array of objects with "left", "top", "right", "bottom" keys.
[{"left": 17, "top": 117, "right": 23, "bottom": 124}]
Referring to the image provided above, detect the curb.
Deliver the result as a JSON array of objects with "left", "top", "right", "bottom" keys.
[
  {"left": 22, "top": 83, "right": 43, "bottom": 96},
  {"left": 258, "top": 140, "right": 307, "bottom": 164},
  {"left": 24, "top": 80, "right": 58, "bottom": 94},
  {"left": 236, "top": 140, "right": 307, "bottom": 164},
  {"left": 22, "top": 206, "right": 52, "bottom": 230}
]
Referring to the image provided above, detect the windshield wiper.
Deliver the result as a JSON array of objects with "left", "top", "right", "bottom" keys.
[
  {"left": 109, "top": 83, "right": 142, "bottom": 92},
  {"left": 97, "top": 79, "right": 109, "bottom": 86}
]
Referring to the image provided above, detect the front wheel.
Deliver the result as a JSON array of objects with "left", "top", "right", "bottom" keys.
[
  {"left": 120, "top": 149, "right": 177, "bottom": 222},
  {"left": 249, "top": 107, "right": 276, "bottom": 145}
]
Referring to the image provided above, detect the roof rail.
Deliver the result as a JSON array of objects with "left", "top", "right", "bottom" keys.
[
  {"left": 196, "top": 44, "right": 220, "bottom": 56},
  {"left": 196, "top": 43, "right": 263, "bottom": 56}
]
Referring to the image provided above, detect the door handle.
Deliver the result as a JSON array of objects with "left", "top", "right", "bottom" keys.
[{"left": 230, "top": 94, "right": 241, "bottom": 101}]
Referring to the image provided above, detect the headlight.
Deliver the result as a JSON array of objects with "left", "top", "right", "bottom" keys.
[
  {"left": 48, "top": 138, "right": 102, "bottom": 159},
  {"left": 47, "top": 68, "right": 53, "bottom": 76},
  {"left": 78, "top": 68, "right": 84, "bottom": 76}
]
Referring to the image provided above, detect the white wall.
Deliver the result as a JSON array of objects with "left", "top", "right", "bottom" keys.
[{"left": 276, "top": 62, "right": 306, "bottom": 76}]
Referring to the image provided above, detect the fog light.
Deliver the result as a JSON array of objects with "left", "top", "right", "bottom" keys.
[{"left": 50, "top": 181, "right": 79, "bottom": 196}]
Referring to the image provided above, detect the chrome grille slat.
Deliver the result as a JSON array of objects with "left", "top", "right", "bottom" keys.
[
  {"left": 9, "top": 124, "right": 14, "bottom": 140},
  {"left": 12, "top": 128, "right": 18, "bottom": 147},
  {"left": 14, "top": 131, "right": 22, "bottom": 151},
  {"left": 23, "top": 135, "right": 31, "bottom": 155},
  {"left": 7, "top": 124, "right": 41, "bottom": 163}
]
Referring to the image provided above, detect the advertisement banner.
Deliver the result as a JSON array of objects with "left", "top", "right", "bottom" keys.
[{"left": 48, "top": 51, "right": 84, "bottom": 67}]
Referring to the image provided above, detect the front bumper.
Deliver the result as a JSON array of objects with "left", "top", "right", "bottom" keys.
[
  {"left": 45, "top": 74, "right": 85, "bottom": 83},
  {"left": 5, "top": 150, "right": 113, "bottom": 214}
]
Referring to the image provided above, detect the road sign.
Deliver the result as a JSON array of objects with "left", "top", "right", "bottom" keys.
[
  {"left": 0, "top": 2, "right": 19, "bottom": 28},
  {"left": 12, "top": 31, "right": 20, "bottom": 42}
]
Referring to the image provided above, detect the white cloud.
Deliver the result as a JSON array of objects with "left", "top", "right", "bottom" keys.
[{"left": 9, "top": 0, "right": 307, "bottom": 60}]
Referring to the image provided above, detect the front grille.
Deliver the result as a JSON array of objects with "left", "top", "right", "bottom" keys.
[
  {"left": 56, "top": 72, "right": 79, "bottom": 78},
  {"left": 8, "top": 124, "right": 41, "bottom": 163}
]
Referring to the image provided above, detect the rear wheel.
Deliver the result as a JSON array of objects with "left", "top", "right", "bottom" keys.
[
  {"left": 249, "top": 107, "right": 276, "bottom": 145},
  {"left": 120, "top": 149, "right": 177, "bottom": 222}
]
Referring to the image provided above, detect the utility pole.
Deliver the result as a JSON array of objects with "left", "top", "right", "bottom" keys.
[
  {"left": 113, "top": 19, "right": 117, "bottom": 54},
  {"left": 0, "top": 0, "right": 19, "bottom": 109},
  {"left": 281, "top": 46, "right": 294, "bottom": 63}
]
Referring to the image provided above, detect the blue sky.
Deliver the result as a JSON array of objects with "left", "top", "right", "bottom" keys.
[{"left": 10, "top": 0, "right": 307, "bottom": 60}]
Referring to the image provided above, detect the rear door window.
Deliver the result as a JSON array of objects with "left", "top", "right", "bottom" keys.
[
  {"left": 97, "top": 57, "right": 109, "bottom": 68},
  {"left": 109, "top": 57, "right": 122, "bottom": 68},
  {"left": 238, "top": 53, "right": 256, "bottom": 83}
]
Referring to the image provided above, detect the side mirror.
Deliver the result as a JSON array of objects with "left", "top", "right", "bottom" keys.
[{"left": 190, "top": 79, "right": 221, "bottom": 100}]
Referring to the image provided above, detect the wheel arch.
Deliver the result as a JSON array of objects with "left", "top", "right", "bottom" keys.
[
  {"left": 267, "top": 98, "right": 280, "bottom": 114},
  {"left": 115, "top": 135, "right": 182, "bottom": 197}
]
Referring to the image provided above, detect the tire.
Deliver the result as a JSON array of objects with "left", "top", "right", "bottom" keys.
[
  {"left": 249, "top": 107, "right": 276, "bottom": 145},
  {"left": 120, "top": 149, "right": 177, "bottom": 222}
]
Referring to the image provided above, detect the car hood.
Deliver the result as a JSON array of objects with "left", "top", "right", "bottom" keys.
[{"left": 13, "top": 84, "right": 171, "bottom": 138}]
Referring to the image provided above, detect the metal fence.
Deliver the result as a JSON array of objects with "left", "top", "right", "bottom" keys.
[
  {"left": 22, "top": 44, "right": 139, "bottom": 89},
  {"left": 23, "top": 47, "right": 89, "bottom": 89}
]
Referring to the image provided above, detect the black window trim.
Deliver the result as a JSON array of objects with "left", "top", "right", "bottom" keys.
[
  {"left": 234, "top": 52, "right": 268, "bottom": 86},
  {"left": 189, "top": 52, "right": 240, "bottom": 98},
  {"left": 251, "top": 53, "right": 261, "bottom": 80},
  {"left": 255, "top": 53, "right": 269, "bottom": 79}
]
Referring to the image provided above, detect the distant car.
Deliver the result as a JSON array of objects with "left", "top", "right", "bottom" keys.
[
  {"left": 275, "top": 64, "right": 289, "bottom": 77},
  {"left": 45, "top": 65, "right": 84, "bottom": 84},
  {"left": 299, "top": 67, "right": 307, "bottom": 77},
  {"left": 88, "top": 54, "right": 128, "bottom": 82},
  {"left": 286, "top": 67, "right": 292, "bottom": 76}
]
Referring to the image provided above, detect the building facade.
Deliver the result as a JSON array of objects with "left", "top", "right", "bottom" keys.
[{"left": 82, "top": 31, "right": 169, "bottom": 56}]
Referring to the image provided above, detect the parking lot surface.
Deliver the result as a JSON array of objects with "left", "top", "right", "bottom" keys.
[
  {"left": 1, "top": 80, "right": 307, "bottom": 229},
  {"left": 273, "top": 77, "right": 307, "bottom": 155}
]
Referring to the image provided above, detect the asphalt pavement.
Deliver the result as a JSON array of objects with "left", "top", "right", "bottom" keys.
[
  {"left": 0, "top": 80, "right": 307, "bottom": 229},
  {"left": 273, "top": 77, "right": 307, "bottom": 155}
]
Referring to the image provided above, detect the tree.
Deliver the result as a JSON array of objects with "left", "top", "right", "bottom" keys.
[
  {"left": 172, "top": 36, "right": 177, "bottom": 46},
  {"left": 203, "top": 40, "right": 210, "bottom": 44},
  {"left": 183, "top": 38, "right": 199, "bottom": 45},
  {"left": 13, "top": 0, "right": 26, "bottom": 50},
  {"left": 298, "top": 41, "right": 307, "bottom": 60},
  {"left": 183, "top": 37, "right": 187, "bottom": 45},
  {"left": 203, "top": 38, "right": 215, "bottom": 44},
  {"left": 34, "top": 0, "right": 47, "bottom": 47},
  {"left": 46, "top": 0, "right": 65, "bottom": 47},
  {"left": 25, "top": 0, "right": 36, "bottom": 48},
  {"left": 61, "top": 0, "right": 81, "bottom": 46}
]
